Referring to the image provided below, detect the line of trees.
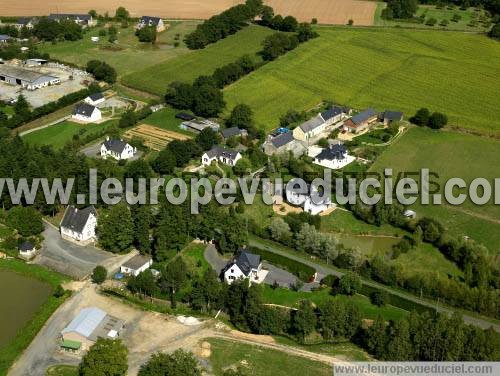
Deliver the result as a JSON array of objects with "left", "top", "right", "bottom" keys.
[{"left": 86, "top": 60, "right": 117, "bottom": 84}]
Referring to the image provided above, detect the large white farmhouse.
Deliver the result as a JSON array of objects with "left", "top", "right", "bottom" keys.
[
  {"left": 313, "top": 143, "right": 355, "bottom": 170},
  {"left": 223, "top": 249, "right": 267, "bottom": 285},
  {"left": 101, "top": 138, "right": 136, "bottom": 160},
  {"left": 84, "top": 92, "right": 105, "bottom": 106},
  {"left": 72, "top": 103, "right": 101, "bottom": 123},
  {"left": 285, "top": 180, "right": 334, "bottom": 216},
  {"left": 201, "top": 146, "right": 242, "bottom": 166},
  {"left": 60, "top": 206, "right": 97, "bottom": 244}
]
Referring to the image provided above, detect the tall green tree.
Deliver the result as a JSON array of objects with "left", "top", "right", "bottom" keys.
[
  {"left": 159, "top": 257, "right": 188, "bottom": 308},
  {"left": 6, "top": 206, "right": 43, "bottom": 236},
  {"left": 79, "top": 338, "right": 128, "bottom": 376},
  {"left": 226, "top": 104, "right": 253, "bottom": 130},
  {"left": 98, "top": 203, "right": 134, "bottom": 252},
  {"left": 132, "top": 205, "right": 151, "bottom": 253},
  {"left": 292, "top": 300, "right": 316, "bottom": 341},
  {"left": 138, "top": 350, "right": 200, "bottom": 376}
]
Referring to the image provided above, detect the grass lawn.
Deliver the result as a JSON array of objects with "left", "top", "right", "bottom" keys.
[
  {"left": 45, "top": 365, "right": 78, "bottom": 376},
  {"left": 224, "top": 27, "right": 500, "bottom": 135},
  {"left": 261, "top": 285, "right": 408, "bottom": 321},
  {"left": 369, "top": 126, "right": 500, "bottom": 253},
  {"left": 141, "top": 106, "right": 194, "bottom": 136},
  {"left": 207, "top": 337, "right": 332, "bottom": 376},
  {"left": 0, "top": 259, "right": 69, "bottom": 376},
  {"left": 181, "top": 242, "right": 210, "bottom": 276},
  {"left": 39, "top": 21, "right": 198, "bottom": 78},
  {"left": 122, "top": 25, "right": 275, "bottom": 95},
  {"left": 321, "top": 210, "right": 404, "bottom": 237},
  {"left": 22, "top": 119, "right": 117, "bottom": 149},
  {"left": 374, "top": 4, "right": 492, "bottom": 31}
]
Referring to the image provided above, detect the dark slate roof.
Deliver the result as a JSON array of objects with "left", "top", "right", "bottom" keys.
[
  {"left": 88, "top": 92, "right": 104, "bottom": 101},
  {"left": 60, "top": 206, "right": 97, "bottom": 233},
  {"left": 234, "top": 250, "right": 261, "bottom": 276},
  {"left": 18, "top": 17, "right": 34, "bottom": 25},
  {"left": 383, "top": 110, "right": 404, "bottom": 121},
  {"left": 221, "top": 127, "right": 244, "bottom": 139},
  {"left": 0, "top": 35, "right": 11, "bottom": 41},
  {"left": 206, "top": 146, "right": 239, "bottom": 160},
  {"left": 74, "top": 103, "right": 97, "bottom": 117},
  {"left": 315, "top": 144, "right": 347, "bottom": 161},
  {"left": 299, "top": 115, "right": 325, "bottom": 133},
  {"left": 350, "top": 108, "right": 377, "bottom": 125},
  {"left": 320, "top": 106, "right": 345, "bottom": 121},
  {"left": 102, "top": 138, "right": 128, "bottom": 154},
  {"left": 175, "top": 112, "right": 195, "bottom": 121},
  {"left": 140, "top": 16, "right": 162, "bottom": 26},
  {"left": 122, "top": 254, "right": 152, "bottom": 270},
  {"left": 49, "top": 14, "right": 92, "bottom": 21},
  {"left": 18, "top": 241, "right": 35, "bottom": 251},
  {"left": 270, "top": 131, "right": 294, "bottom": 148}
]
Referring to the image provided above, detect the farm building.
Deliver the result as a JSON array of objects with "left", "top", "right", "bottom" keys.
[
  {"left": 313, "top": 143, "right": 355, "bottom": 170},
  {"left": 180, "top": 119, "right": 220, "bottom": 134},
  {"left": 220, "top": 127, "right": 248, "bottom": 140},
  {"left": 293, "top": 114, "right": 327, "bottom": 142},
  {"left": 72, "top": 103, "right": 102, "bottom": 123},
  {"left": 0, "top": 35, "right": 11, "bottom": 43},
  {"left": 84, "top": 92, "right": 105, "bottom": 106},
  {"left": 202, "top": 146, "right": 242, "bottom": 166},
  {"left": 0, "top": 65, "right": 60, "bottom": 90},
  {"left": 61, "top": 307, "right": 124, "bottom": 351},
  {"left": 343, "top": 108, "right": 378, "bottom": 133},
  {"left": 120, "top": 255, "right": 153, "bottom": 277},
  {"left": 18, "top": 241, "right": 37, "bottom": 259},
  {"left": 136, "top": 16, "right": 166, "bottom": 32},
  {"left": 380, "top": 110, "right": 404, "bottom": 125},
  {"left": 48, "top": 14, "right": 96, "bottom": 27},
  {"left": 321, "top": 106, "right": 350, "bottom": 126},
  {"left": 60, "top": 205, "right": 97, "bottom": 244},
  {"left": 175, "top": 112, "right": 195, "bottom": 121},
  {"left": 101, "top": 137, "right": 136, "bottom": 160},
  {"left": 25, "top": 58, "right": 49, "bottom": 67},
  {"left": 262, "top": 132, "right": 306, "bottom": 156},
  {"left": 223, "top": 249, "right": 266, "bottom": 285}
]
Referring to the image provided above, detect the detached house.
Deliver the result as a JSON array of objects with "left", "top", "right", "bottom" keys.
[
  {"left": 223, "top": 249, "right": 267, "bottom": 285},
  {"left": 343, "top": 108, "right": 378, "bottom": 133},
  {"left": 49, "top": 14, "right": 95, "bottom": 27},
  {"left": 320, "top": 106, "right": 350, "bottom": 126},
  {"left": 72, "top": 103, "right": 101, "bottom": 123},
  {"left": 18, "top": 241, "right": 37, "bottom": 259},
  {"left": 60, "top": 206, "right": 97, "bottom": 244},
  {"left": 313, "top": 143, "right": 355, "bottom": 170},
  {"left": 220, "top": 127, "right": 248, "bottom": 141},
  {"left": 0, "top": 35, "right": 11, "bottom": 44},
  {"left": 285, "top": 180, "right": 334, "bottom": 215},
  {"left": 380, "top": 110, "right": 404, "bottom": 125},
  {"left": 293, "top": 115, "right": 326, "bottom": 142},
  {"left": 84, "top": 92, "right": 105, "bottom": 106},
  {"left": 16, "top": 17, "right": 38, "bottom": 30},
  {"left": 262, "top": 132, "right": 306, "bottom": 156},
  {"left": 101, "top": 137, "right": 136, "bottom": 160},
  {"left": 202, "top": 146, "right": 241, "bottom": 166},
  {"left": 120, "top": 255, "right": 153, "bottom": 277},
  {"left": 136, "top": 16, "right": 166, "bottom": 32}
]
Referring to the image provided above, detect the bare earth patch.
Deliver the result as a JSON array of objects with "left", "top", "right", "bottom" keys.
[{"left": 0, "top": 0, "right": 375, "bottom": 25}]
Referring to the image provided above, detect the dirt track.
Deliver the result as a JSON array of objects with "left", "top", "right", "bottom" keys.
[{"left": 0, "top": 0, "right": 375, "bottom": 25}]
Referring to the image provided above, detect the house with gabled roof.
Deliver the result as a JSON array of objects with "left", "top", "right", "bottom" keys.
[
  {"left": 48, "top": 14, "right": 95, "bottom": 27},
  {"left": 223, "top": 249, "right": 267, "bottom": 285},
  {"left": 262, "top": 131, "right": 306, "bottom": 156},
  {"left": 320, "top": 105, "right": 350, "bottom": 126},
  {"left": 60, "top": 206, "right": 97, "bottom": 244},
  {"left": 72, "top": 103, "right": 101, "bottom": 123},
  {"left": 136, "top": 16, "right": 166, "bottom": 32},
  {"left": 16, "top": 17, "right": 38, "bottom": 30},
  {"left": 313, "top": 142, "right": 355, "bottom": 170},
  {"left": 0, "top": 35, "right": 11, "bottom": 43},
  {"left": 380, "top": 110, "right": 404, "bottom": 125},
  {"left": 120, "top": 255, "right": 153, "bottom": 276},
  {"left": 220, "top": 127, "right": 248, "bottom": 141},
  {"left": 100, "top": 137, "right": 136, "bottom": 160},
  {"left": 343, "top": 108, "right": 378, "bottom": 133},
  {"left": 84, "top": 92, "right": 105, "bottom": 106},
  {"left": 202, "top": 146, "right": 242, "bottom": 166},
  {"left": 293, "top": 114, "right": 326, "bottom": 142}
]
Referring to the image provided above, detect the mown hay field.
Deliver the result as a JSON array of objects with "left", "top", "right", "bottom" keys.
[
  {"left": 223, "top": 27, "right": 500, "bottom": 135},
  {"left": 369, "top": 127, "right": 500, "bottom": 253},
  {"left": 121, "top": 25, "right": 274, "bottom": 95},
  {"left": 124, "top": 124, "right": 189, "bottom": 150}
]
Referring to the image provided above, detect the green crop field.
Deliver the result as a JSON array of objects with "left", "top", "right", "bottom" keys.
[
  {"left": 39, "top": 21, "right": 199, "bottom": 77},
  {"left": 121, "top": 25, "right": 275, "bottom": 96},
  {"left": 141, "top": 106, "right": 193, "bottom": 136},
  {"left": 369, "top": 126, "right": 500, "bottom": 252},
  {"left": 224, "top": 27, "right": 500, "bottom": 135},
  {"left": 22, "top": 120, "right": 117, "bottom": 149},
  {"left": 374, "top": 4, "right": 492, "bottom": 31}
]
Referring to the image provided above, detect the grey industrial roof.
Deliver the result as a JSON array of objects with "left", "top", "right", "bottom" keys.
[
  {"left": 270, "top": 131, "right": 294, "bottom": 148},
  {"left": 88, "top": 92, "right": 104, "bottom": 101},
  {"left": 61, "top": 307, "right": 106, "bottom": 338},
  {"left": 315, "top": 144, "right": 347, "bottom": 161},
  {"left": 140, "top": 16, "right": 162, "bottom": 26},
  {"left": 234, "top": 250, "right": 261, "bottom": 276},
  {"left": 122, "top": 254, "right": 152, "bottom": 270},
  {"left": 350, "top": 108, "right": 377, "bottom": 125},
  {"left": 299, "top": 114, "right": 325, "bottom": 133},
  {"left": 221, "top": 127, "right": 245, "bottom": 139},
  {"left": 206, "top": 146, "right": 240, "bottom": 161},
  {"left": 0, "top": 65, "right": 58, "bottom": 84},
  {"left": 74, "top": 103, "right": 97, "bottom": 117},
  {"left": 102, "top": 138, "right": 128, "bottom": 154},
  {"left": 60, "top": 206, "right": 96, "bottom": 233}
]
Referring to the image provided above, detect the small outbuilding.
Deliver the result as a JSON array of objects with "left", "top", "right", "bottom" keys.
[
  {"left": 84, "top": 92, "right": 105, "bottom": 106},
  {"left": 380, "top": 110, "right": 404, "bottom": 125},
  {"left": 120, "top": 255, "right": 153, "bottom": 277},
  {"left": 18, "top": 241, "right": 37, "bottom": 259}
]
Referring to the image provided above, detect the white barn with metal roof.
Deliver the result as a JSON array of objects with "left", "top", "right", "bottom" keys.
[{"left": 0, "top": 65, "right": 60, "bottom": 90}]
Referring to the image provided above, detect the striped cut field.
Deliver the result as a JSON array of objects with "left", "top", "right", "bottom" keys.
[
  {"left": 223, "top": 27, "right": 500, "bottom": 135},
  {"left": 123, "top": 124, "right": 189, "bottom": 150},
  {"left": 121, "top": 25, "right": 274, "bottom": 95}
]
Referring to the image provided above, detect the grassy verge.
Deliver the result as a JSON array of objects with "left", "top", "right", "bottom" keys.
[
  {"left": 45, "top": 365, "right": 78, "bottom": 376},
  {"left": 0, "top": 259, "right": 69, "bottom": 376}
]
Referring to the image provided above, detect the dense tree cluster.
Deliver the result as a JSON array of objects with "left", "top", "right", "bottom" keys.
[
  {"left": 136, "top": 26, "right": 157, "bottom": 43},
  {"left": 261, "top": 32, "right": 299, "bottom": 61},
  {"left": 86, "top": 60, "right": 117, "bottom": 84},
  {"left": 410, "top": 108, "right": 448, "bottom": 129},
  {"left": 79, "top": 338, "right": 128, "bottom": 376},
  {"left": 184, "top": 0, "right": 264, "bottom": 49},
  {"left": 138, "top": 350, "right": 201, "bottom": 376},
  {"left": 382, "top": 0, "right": 419, "bottom": 19}
]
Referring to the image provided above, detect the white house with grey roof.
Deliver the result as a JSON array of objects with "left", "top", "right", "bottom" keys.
[
  {"left": 285, "top": 179, "right": 334, "bottom": 215},
  {"left": 101, "top": 137, "right": 136, "bottom": 160},
  {"left": 61, "top": 307, "right": 123, "bottom": 351},
  {"left": 72, "top": 103, "right": 101, "bottom": 123},
  {"left": 49, "top": 14, "right": 95, "bottom": 27},
  {"left": 0, "top": 35, "right": 11, "bottom": 43},
  {"left": 313, "top": 143, "right": 355, "bottom": 170},
  {"left": 223, "top": 249, "right": 267, "bottom": 285},
  {"left": 84, "top": 92, "right": 105, "bottom": 106},
  {"left": 0, "top": 65, "right": 60, "bottom": 90},
  {"left": 16, "top": 17, "right": 38, "bottom": 30},
  {"left": 60, "top": 206, "right": 97, "bottom": 244},
  {"left": 136, "top": 16, "right": 166, "bottom": 32},
  {"left": 293, "top": 114, "right": 326, "bottom": 142},
  {"left": 120, "top": 255, "right": 153, "bottom": 277},
  {"left": 202, "top": 146, "right": 242, "bottom": 166}
]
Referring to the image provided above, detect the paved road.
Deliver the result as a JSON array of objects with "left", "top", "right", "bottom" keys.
[
  {"left": 35, "top": 224, "right": 134, "bottom": 280},
  {"left": 249, "top": 237, "right": 500, "bottom": 332}
]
